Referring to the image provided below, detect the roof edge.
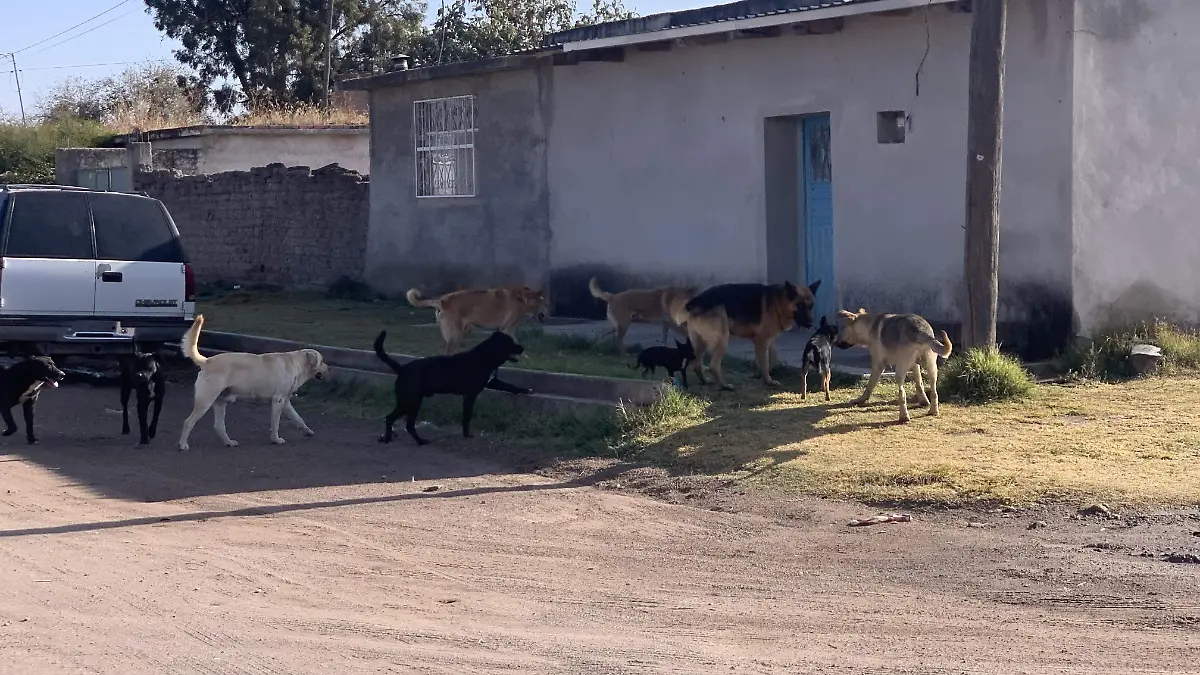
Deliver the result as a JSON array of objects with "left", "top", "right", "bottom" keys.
[
  {"left": 112, "top": 124, "right": 369, "bottom": 144},
  {"left": 342, "top": 49, "right": 557, "bottom": 91},
  {"left": 547, "top": 0, "right": 959, "bottom": 50}
]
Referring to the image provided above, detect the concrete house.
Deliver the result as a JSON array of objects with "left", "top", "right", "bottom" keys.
[
  {"left": 346, "top": 0, "right": 1198, "bottom": 358},
  {"left": 111, "top": 124, "right": 371, "bottom": 176}
]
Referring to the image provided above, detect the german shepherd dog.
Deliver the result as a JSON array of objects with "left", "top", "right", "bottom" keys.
[
  {"left": 407, "top": 286, "right": 549, "bottom": 356},
  {"left": 684, "top": 280, "right": 821, "bottom": 390},
  {"left": 588, "top": 277, "right": 697, "bottom": 350},
  {"left": 630, "top": 338, "right": 695, "bottom": 387},
  {"left": 0, "top": 355, "right": 66, "bottom": 445},
  {"left": 800, "top": 316, "right": 838, "bottom": 401},
  {"left": 374, "top": 329, "right": 531, "bottom": 445},
  {"left": 833, "top": 308, "right": 953, "bottom": 423}
]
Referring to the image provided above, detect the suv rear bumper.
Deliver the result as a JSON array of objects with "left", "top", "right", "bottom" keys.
[{"left": 0, "top": 315, "right": 192, "bottom": 355}]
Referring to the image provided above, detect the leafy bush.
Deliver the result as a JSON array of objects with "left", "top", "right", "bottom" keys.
[
  {"left": 1056, "top": 319, "right": 1200, "bottom": 380},
  {"left": 0, "top": 117, "right": 113, "bottom": 184},
  {"left": 939, "top": 346, "right": 1034, "bottom": 404}
]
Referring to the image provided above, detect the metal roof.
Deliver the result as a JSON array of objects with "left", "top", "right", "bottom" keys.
[{"left": 545, "top": 0, "right": 896, "bottom": 46}]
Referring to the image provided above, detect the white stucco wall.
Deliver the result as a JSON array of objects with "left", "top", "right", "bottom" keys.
[
  {"left": 547, "top": 0, "right": 1074, "bottom": 325},
  {"left": 1071, "top": 0, "right": 1200, "bottom": 334},
  {"left": 150, "top": 129, "right": 370, "bottom": 175}
]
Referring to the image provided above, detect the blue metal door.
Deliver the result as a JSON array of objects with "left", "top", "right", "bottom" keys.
[{"left": 800, "top": 114, "right": 835, "bottom": 322}]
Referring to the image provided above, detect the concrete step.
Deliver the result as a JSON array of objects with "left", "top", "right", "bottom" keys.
[{"left": 195, "top": 331, "right": 666, "bottom": 406}]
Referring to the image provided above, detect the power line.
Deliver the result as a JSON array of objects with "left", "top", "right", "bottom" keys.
[
  {"left": 29, "top": 7, "right": 141, "bottom": 56},
  {"left": 3, "top": 58, "right": 171, "bottom": 73},
  {"left": 12, "top": 0, "right": 134, "bottom": 55}
]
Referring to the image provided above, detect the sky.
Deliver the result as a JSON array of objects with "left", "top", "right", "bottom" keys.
[{"left": 0, "top": 0, "right": 698, "bottom": 119}]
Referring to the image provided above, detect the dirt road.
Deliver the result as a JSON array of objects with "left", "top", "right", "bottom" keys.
[{"left": 1, "top": 386, "right": 1197, "bottom": 674}]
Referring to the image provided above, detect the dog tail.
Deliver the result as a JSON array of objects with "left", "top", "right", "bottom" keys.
[
  {"left": 927, "top": 329, "right": 953, "bottom": 359},
  {"left": 373, "top": 331, "right": 405, "bottom": 375},
  {"left": 406, "top": 288, "right": 439, "bottom": 309},
  {"left": 588, "top": 277, "right": 612, "bottom": 302},
  {"left": 181, "top": 315, "right": 207, "bottom": 366}
]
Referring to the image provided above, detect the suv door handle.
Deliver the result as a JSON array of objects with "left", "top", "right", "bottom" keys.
[{"left": 100, "top": 271, "right": 123, "bottom": 283}]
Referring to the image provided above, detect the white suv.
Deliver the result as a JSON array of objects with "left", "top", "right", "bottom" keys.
[{"left": 0, "top": 185, "right": 195, "bottom": 356}]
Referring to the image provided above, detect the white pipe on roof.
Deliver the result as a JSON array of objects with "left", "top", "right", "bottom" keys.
[{"left": 560, "top": 0, "right": 958, "bottom": 52}]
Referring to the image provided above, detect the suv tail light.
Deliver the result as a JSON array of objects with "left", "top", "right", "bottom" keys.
[{"left": 183, "top": 263, "right": 196, "bottom": 302}]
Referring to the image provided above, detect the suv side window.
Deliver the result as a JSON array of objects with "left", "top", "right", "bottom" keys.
[
  {"left": 4, "top": 192, "right": 95, "bottom": 259},
  {"left": 90, "top": 193, "right": 186, "bottom": 263}
]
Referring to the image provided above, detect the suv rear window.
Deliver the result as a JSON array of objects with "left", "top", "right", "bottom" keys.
[
  {"left": 4, "top": 191, "right": 95, "bottom": 259},
  {"left": 90, "top": 193, "right": 186, "bottom": 263}
]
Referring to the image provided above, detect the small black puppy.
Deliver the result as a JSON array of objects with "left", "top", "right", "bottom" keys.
[
  {"left": 0, "top": 355, "right": 66, "bottom": 445},
  {"left": 631, "top": 338, "right": 696, "bottom": 387},
  {"left": 120, "top": 351, "right": 166, "bottom": 446},
  {"left": 801, "top": 316, "right": 839, "bottom": 401},
  {"left": 374, "top": 330, "right": 532, "bottom": 445}
]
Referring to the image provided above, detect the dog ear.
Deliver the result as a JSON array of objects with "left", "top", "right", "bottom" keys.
[
  {"left": 837, "top": 309, "right": 856, "bottom": 319},
  {"left": 856, "top": 307, "right": 867, "bottom": 315},
  {"left": 808, "top": 279, "right": 822, "bottom": 295},
  {"left": 782, "top": 281, "right": 799, "bottom": 299},
  {"left": 819, "top": 315, "right": 828, "bottom": 327}
]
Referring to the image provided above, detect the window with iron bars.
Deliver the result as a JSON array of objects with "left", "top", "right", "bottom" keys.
[{"left": 413, "top": 95, "right": 477, "bottom": 197}]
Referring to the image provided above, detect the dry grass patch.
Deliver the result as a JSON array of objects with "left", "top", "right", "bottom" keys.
[{"left": 625, "top": 369, "right": 1200, "bottom": 508}]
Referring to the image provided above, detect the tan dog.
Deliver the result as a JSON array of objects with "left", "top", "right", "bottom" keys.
[
  {"left": 177, "top": 315, "right": 329, "bottom": 451},
  {"left": 833, "top": 308, "right": 953, "bottom": 423},
  {"left": 684, "top": 280, "right": 821, "bottom": 390},
  {"left": 588, "top": 277, "right": 696, "bottom": 350},
  {"left": 407, "top": 285, "right": 548, "bottom": 355}
]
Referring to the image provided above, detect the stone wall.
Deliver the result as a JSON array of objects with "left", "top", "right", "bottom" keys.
[{"left": 134, "top": 163, "right": 369, "bottom": 288}]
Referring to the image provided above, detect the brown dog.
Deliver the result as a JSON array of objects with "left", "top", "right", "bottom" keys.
[
  {"left": 684, "top": 280, "right": 821, "bottom": 390},
  {"left": 588, "top": 277, "right": 696, "bottom": 350},
  {"left": 406, "top": 286, "right": 548, "bottom": 355},
  {"left": 833, "top": 308, "right": 953, "bottom": 423}
]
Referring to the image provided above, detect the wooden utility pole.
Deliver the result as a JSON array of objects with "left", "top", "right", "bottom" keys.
[
  {"left": 963, "top": 0, "right": 1007, "bottom": 349},
  {"left": 323, "top": 0, "right": 335, "bottom": 109},
  {"left": 6, "top": 53, "right": 27, "bottom": 125}
]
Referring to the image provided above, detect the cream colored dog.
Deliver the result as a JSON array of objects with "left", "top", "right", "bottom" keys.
[{"left": 177, "top": 315, "right": 329, "bottom": 451}]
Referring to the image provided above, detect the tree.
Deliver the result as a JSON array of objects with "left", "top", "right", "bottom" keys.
[
  {"left": 39, "top": 62, "right": 206, "bottom": 128},
  {"left": 142, "top": 0, "right": 427, "bottom": 110},
  {"left": 413, "top": 0, "right": 636, "bottom": 67}
]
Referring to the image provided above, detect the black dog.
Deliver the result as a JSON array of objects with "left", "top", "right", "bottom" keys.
[
  {"left": 800, "top": 316, "right": 838, "bottom": 401},
  {"left": 0, "top": 356, "right": 66, "bottom": 445},
  {"left": 120, "top": 351, "right": 166, "bottom": 445},
  {"left": 373, "top": 330, "right": 532, "bottom": 445},
  {"left": 630, "top": 338, "right": 695, "bottom": 387}
]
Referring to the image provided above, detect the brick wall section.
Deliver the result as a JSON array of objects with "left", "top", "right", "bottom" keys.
[{"left": 134, "top": 163, "right": 369, "bottom": 288}]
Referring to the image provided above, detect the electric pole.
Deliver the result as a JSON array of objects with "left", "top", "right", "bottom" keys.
[
  {"left": 6, "top": 53, "right": 27, "bottom": 125},
  {"left": 963, "top": 0, "right": 1007, "bottom": 350},
  {"left": 324, "top": 0, "right": 334, "bottom": 109}
]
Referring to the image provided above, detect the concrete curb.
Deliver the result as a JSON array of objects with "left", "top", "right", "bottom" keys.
[
  {"left": 192, "top": 346, "right": 617, "bottom": 417},
  {"left": 195, "top": 332, "right": 663, "bottom": 406}
]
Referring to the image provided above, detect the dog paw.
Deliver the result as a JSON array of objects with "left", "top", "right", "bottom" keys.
[
  {"left": 121, "top": 427, "right": 130, "bottom": 435},
  {"left": 138, "top": 439, "right": 150, "bottom": 447},
  {"left": 377, "top": 435, "right": 392, "bottom": 444},
  {"left": 1, "top": 429, "right": 15, "bottom": 437},
  {"left": 764, "top": 379, "right": 781, "bottom": 387},
  {"left": 270, "top": 438, "right": 286, "bottom": 445},
  {"left": 148, "top": 428, "right": 158, "bottom": 439},
  {"left": 26, "top": 438, "right": 37, "bottom": 445},
  {"left": 852, "top": 398, "right": 870, "bottom": 407},
  {"left": 177, "top": 443, "right": 189, "bottom": 452},
  {"left": 225, "top": 439, "right": 241, "bottom": 447},
  {"left": 416, "top": 439, "right": 430, "bottom": 446},
  {"left": 898, "top": 416, "right": 911, "bottom": 424},
  {"left": 303, "top": 429, "right": 316, "bottom": 437},
  {"left": 520, "top": 388, "right": 533, "bottom": 395}
]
